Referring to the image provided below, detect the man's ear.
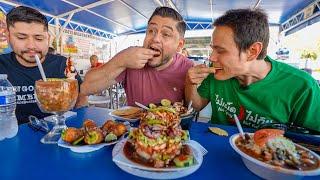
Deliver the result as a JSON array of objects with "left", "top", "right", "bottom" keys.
[
  {"left": 247, "top": 42, "right": 263, "bottom": 61},
  {"left": 48, "top": 33, "right": 51, "bottom": 45},
  {"left": 5, "top": 28, "right": 10, "bottom": 43},
  {"left": 177, "top": 38, "right": 185, "bottom": 52}
]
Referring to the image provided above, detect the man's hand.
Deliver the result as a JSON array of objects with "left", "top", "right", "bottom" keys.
[
  {"left": 186, "top": 64, "right": 216, "bottom": 85},
  {"left": 115, "top": 46, "right": 160, "bottom": 69}
]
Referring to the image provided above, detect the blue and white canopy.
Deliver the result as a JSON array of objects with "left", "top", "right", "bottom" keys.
[{"left": 0, "top": 0, "right": 319, "bottom": 38}]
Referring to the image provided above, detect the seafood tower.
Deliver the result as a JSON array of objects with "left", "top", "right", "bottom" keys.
[{"left": 128, "top": 106, "right": 191, "bottom": 168}]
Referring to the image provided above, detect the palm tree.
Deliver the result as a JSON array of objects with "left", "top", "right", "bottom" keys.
[{"left": 301, "top": 50, "right": 317, "bottom": 71}]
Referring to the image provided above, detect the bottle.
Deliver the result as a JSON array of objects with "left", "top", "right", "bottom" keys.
[{"left": 0, "top": 74, "right": 18, "bottom": 140}]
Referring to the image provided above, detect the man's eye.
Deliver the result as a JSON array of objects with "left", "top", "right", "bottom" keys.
[
  {"left": 36, "top": 38, "right": 44, "bottom": 41},
  {"left": 17, "top": 37, "right": 26, "bottom": 40}
]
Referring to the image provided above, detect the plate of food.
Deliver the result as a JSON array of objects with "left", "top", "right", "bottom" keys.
[
  {"left": 109, "top": 106, "right": 143, "bottom": 122},
  {"left": 148, "top": 99, "right": 194, "bottom": 117},
  {"left": 112, "top": 106, "right": 203, "bottom": 179},
  {"left": 58, "top": 119, "right": 128, "bottom": 153},
  {"left": 147, "top": 99, "right": 196, "bottom": 130},
  {"left": 230, "top": 129, "right": 320, "bottom": 179}
]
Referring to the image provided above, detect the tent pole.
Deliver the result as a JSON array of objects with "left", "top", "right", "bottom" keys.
[{"left": 55, "top": 18, "right": 61, "bottom": 54}]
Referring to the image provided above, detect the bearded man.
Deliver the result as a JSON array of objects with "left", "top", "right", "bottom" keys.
[{"left": 81, "top": 7, "right": 193, "bottom": 106}]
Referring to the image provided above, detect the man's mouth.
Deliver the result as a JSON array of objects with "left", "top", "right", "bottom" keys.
[
  {"left": 22, "top": 51, "right": 41, "bottom": 57},
  {"left": 213, "top": 67, "right": 223, "bottom": 73},
  {"left": 149, "top": 46, "right": 161, "bottom": 58}
]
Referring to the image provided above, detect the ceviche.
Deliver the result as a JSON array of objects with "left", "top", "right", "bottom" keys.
[{"left": 126, "top": 106, "right": 191, "bottom": 168}]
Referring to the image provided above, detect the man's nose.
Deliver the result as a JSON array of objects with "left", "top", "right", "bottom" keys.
[
  {"left": 26, "top": 38, "right": 37, "bottom": 49},
  {"left": 152, "top": 32, "right": 161, "bottom": 42},
  {"left": 209, "top": 52, "right": 217, "bottom": 62}
]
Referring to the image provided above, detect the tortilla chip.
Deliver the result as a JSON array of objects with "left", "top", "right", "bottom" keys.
[
  {"left": 209, "top": 127, "right": 228, "bottom": 136},
  {"left": 120, "top": 112, "right": 142, "bottom": 119}
]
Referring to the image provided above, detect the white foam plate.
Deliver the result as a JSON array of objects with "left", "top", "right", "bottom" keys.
[
  {"left": 109, "top": 106, "right": 141, "bottom": 122},
  {"left": 58, "top": 137, "right": 119, "bottom": 153}
]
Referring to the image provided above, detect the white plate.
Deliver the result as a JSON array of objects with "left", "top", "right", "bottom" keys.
[
  {"left": 112, "top": 139, "right": 203, "bottom": 178},
  {"left": 114, "top": 162, "right": 199, "bottom": 179},
  {"left": 230, "top": 133, "right": 320, "bottom": 179},
  {"left": 58, "top": 137, "right": 119, "bottom": 153},
  {"left": 109, "top": 106, "right": 141, "bottom": 122}
]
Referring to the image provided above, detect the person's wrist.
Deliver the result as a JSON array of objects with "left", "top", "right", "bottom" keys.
[
  {"left": 185, "top": 79, "right": 197, "bottom": 88},
  {"left": 111, "top": 53, "right": 127, "bottom": 69}
]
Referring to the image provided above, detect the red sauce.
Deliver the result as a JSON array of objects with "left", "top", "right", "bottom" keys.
[
  {"left": 123, "top": 141, "right": 155, "bottom": 167},
  {"left": 123, "top": 141, "right": 191, "bottom": 168}
]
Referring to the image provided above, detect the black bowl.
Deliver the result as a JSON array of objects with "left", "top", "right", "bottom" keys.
[{"left": 180, "top": 112, "right": 196, "bottom": 130}]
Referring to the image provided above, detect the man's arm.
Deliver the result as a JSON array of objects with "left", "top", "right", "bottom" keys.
[
  {"left": 185, "top": 64, "right": 214, "bottom": 111},
  {"left": 80, "top": 47, "right": 159, "bottom": 96},
  {"left": 185, "top": 82, "right": 209, "bottom": 111},
  {"left": 291, "top": 82, "right": 320, "bottom": 132},
  {"left": 80, "top": 57, "right": 125, "bottom": 96}
]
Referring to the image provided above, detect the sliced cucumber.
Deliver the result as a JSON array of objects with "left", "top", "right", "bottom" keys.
[
  {"left": 72, "top": 136, "right": 84, "bottom": 145},
  {"left": 173, "top": 155, "right": 194, "bottom": 167},
  {"left": 61, "top": 129, "right": 66, "bottom": 139},
  {"left": 161, "top": 99, "right": 171, "bottom": 107},
  {"left": 149, "top": 103, "right": 157, "bottom": 109}
]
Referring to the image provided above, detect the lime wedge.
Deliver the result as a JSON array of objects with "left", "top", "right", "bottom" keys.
[{"left": 105, "top": 133, "right": 117, "bottom": 142}]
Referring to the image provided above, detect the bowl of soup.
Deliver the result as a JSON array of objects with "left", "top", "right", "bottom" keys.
[{"left": 229, "top": 130, "right": 320, "bottom": 180}]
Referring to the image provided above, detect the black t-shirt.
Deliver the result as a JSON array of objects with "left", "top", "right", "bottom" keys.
[{"left": 0, "top": 52, "right": 82, "bottom": 124}]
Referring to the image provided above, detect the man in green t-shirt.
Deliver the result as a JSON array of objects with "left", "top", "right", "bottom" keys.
[{"left": 185, "top": 8, "right": 320, "bottom": 132}]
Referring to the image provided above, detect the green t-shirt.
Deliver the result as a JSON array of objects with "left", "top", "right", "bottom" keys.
[{"left": 197, "top": 56, "right": 320, "bottom": 132}]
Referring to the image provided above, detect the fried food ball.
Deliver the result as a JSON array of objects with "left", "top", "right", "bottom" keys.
[
  {"left": 62, "top": 127, "right": 84, "bottom": 143},
  {"left": 84, "top": 127, "right": 104, "bottom": 145},
  {"left": 101, "top": 120, "right": 116, "bottom": 133},
  {"left": 83, "top": 119, "right": 97, "bottom": 129},
  {"left": 112, "top": 123, "right": 127, "bottom": 137}
]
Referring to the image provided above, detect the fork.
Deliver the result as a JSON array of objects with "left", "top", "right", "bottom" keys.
[{"left": 187, "top": 140, "right": 208, "bottom": 156}]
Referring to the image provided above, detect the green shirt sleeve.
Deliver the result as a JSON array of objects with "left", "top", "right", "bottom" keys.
[
  {"left": 197, "top": 74, "right": 212, "bottom": 99},
  {"left": 291, "top": 81, "right": 320, "bottom": 132}
]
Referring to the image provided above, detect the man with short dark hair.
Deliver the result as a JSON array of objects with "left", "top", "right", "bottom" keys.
[
  {"left": 81, "top": 7, "right": 193, "bottom": 106},
  {"left": 185, "top": 9, "right": 320, "bottom": 132},
  {"left": 0, "top": 6, "right": 87, "bottom": 124}
]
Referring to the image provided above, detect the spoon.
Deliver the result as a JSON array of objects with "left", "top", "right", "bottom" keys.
[{"left": 134, "top": 102, "right": 149, "bottom": 110}]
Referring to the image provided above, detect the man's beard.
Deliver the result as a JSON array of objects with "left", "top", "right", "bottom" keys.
[
  {"left": 16, "top": 50, "right": 43, "bottom": 63},
  {"left": 148, "top": 54, "right": 170, "bottom": 68}
]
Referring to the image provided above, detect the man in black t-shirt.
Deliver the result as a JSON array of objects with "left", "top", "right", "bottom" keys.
[{"left": 0, "top": 6, "right": 87, "bottom": 124}]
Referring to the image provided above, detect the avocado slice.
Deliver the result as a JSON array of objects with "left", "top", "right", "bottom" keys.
[
  {"left": 181, "top": 130, "right": 190, "bottom": 141},
  {"left": 173, "top": 155, "right": 194, "bottom": 167}
]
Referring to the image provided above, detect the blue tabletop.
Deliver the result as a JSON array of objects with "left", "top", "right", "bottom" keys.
[{"left": 0, "top": 107, "right": 318, "bottom": 180}]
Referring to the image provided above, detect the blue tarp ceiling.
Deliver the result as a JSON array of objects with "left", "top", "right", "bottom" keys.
[{"left": 0, "top": 0, "right": 317, "bottom": 38}]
